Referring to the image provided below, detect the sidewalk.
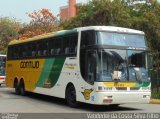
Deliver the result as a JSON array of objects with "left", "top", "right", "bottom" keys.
[{"left": 150, "top": 99, "right": 160, "bottom": 104}]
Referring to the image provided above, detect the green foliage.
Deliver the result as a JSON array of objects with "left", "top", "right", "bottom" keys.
[
  {"left": 19, "top": 9, "right": 61, "bottom": 40},
  {"left": 0, "top": 17, "right": 20, "bottom": 54},
  {"left": 62, "top": 0, "right": 131, "bottom": 28},
  {"left": 152, "top": 90, "right": 160, "bottom": 99}
]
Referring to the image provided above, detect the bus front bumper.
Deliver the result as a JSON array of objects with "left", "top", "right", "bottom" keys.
[{"left": 93, "top": 91, "right": 151, "bottom": 105}]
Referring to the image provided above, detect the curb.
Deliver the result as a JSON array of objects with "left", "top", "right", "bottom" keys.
[{"left": 150, "top": 99, "right": 160, "bottom": 104}]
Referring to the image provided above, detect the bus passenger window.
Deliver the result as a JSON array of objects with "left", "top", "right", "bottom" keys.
[
  {"left": 38, "top": 51, "right": 41, "bottom": 56},
  {"left": 17, "top": 45, "right": 22, "bottom": 58},
  {"left": 74, "top": 46, "right": 77, "bottom": 54},
  {"left": 63, "top": 36, "right": 70, "bottom": 55},
  {"left": 70, "top": 34, "right": 78, "bottom": 54},
  {"left": 32, "top": 51, "right": 36, "bottom": 57},
  {"left": 65, "top": 47, "right": 70, "bottom": 54},
  {"left": 43, "top": 50, "right": 47, "bottom": 56},
  {"left": 50, "top": 49, "right": 54, "bottom": 55},
  {"left": 54, "top": 38, "right": 62, "bottom": 55},
  {"left": 55, "top": 48, "right": 61, "bottom": 55},
  {"left": 22, "top": 52, "right": 26, "bottom": 58}
]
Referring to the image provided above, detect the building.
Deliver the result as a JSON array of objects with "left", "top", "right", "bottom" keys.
[{"left": 60, "top": 0, "right": 77, "bottom": 21}]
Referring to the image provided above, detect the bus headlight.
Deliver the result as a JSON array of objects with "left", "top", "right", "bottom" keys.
[
  {"left": 103, "top": 96, "right": 113, "bottom": 103},
  {"left": 143, "top": 95, "right": 150, "bottom": 98}
]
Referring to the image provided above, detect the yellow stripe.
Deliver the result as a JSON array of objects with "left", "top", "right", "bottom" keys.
[
  {"left": 103, "top": 82, "right": 136, "bottom": 87},
  {"left": 9, "top": 30, "right": 68, "bottom": 45}
]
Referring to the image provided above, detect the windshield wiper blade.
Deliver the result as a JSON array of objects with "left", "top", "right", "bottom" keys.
[{"left": 113, "top": 79, "right": 121, "bottom": 83}]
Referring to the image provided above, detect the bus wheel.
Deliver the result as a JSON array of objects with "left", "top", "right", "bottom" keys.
[
  {"left": 14, "top": 80, "right": 20, "bottom": 95},
  {"left": 20, "top": 80, "right": 25, "bottom": 96},
  {"left": 66, "top": 85, "right": 79, "bottom": 107}
]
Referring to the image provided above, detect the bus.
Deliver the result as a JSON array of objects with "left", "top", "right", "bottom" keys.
[
  {"left": 0, "top": 54, "right": 6, "bottom": 86},
  {"left": 6, "top": 26, "right": 151, "bottom": 107}
]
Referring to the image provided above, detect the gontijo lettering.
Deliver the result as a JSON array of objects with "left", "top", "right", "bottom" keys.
[{"left": 20, "top": 61, "right": 39, "bottom": 68}]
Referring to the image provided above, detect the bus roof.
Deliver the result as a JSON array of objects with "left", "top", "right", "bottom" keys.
[
  {"left": 76, "top": 26, "right": 145, "bottom": 34},
  {"left": 8, "top": 29, "right": 77, "bottom": 46},
  {"left": 8, "top": 26, "right": 144, "bottom": 46}
]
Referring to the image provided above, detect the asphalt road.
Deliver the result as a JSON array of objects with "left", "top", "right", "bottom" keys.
[{"left": 0, "top": 85, "right": 160, "bottom": 118}]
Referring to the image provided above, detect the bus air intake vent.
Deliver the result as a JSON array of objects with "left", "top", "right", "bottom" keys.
[
  {"left": 115, "top": 87, "right": 127, "bottom": 90},
  {"left": 130, "top": 87, "right": 140, "bottom": 90}
]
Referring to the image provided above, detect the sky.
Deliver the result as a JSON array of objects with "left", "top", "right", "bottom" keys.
[
  {"left": 0, "top": 0, "right": 160, "bottom": 23},
  {"left": 0, "top": 0, "right": 87, "bottom": 23}
]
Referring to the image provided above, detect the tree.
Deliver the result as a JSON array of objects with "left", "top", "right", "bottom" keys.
[
  {"left": 128, "top": 0, "right": 160, "bottom": 67},
  {"left": 0, "top": 17, "right": 20, "bottom": 54},
  {"left": 19, "top": 9, "right": 61, "bottom": 40},
  {"left": 61, "top": 0, "right": 131, "bottom": 29}
]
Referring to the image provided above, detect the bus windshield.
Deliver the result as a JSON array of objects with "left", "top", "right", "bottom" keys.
[
  {"left": 97, "top": 32, "right": 146, "bottom": 47},
  {"left": 96, "top": 49, "right": 149, "bottom": 82},
  {"left": 0, "top": 56, "right": 6, "bottom": 76}
]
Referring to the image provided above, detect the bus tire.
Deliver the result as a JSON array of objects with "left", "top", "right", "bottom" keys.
[
  {"left": 66, "top": 84, "right": 79, "bottom": 108},
  {"left": 19, "top": 80, "right": 26, "bottom": 96},
  {"left": 14, "top": 79, "right": 20, "bottom": 95}
]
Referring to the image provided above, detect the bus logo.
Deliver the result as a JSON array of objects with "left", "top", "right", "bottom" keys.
[{"left": 81, "top": 89, "right": 93, "bottom": 100}]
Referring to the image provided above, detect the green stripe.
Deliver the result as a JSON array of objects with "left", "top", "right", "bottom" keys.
[
  {"left": 135, "top": 82, "right": 150, "bottom": 87},
  {"left": 36, "top": 58, "right": 65, "bottom": 88},
  {"left": 142, "top": 82, "right": 150, "bottom": 87},
  {"left": 37, "top": 59, "right": 55, "bottom": 87},
  {"left": 49, "top": 58, "right": 65, "bottom": 87}
]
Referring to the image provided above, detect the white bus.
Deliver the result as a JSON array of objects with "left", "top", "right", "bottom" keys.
[
  {"left": 6, "top": 26, "right": 151, "bottom": 107},
  {"left": 0, "top": 54, "right": 6, "bottom": 86}
]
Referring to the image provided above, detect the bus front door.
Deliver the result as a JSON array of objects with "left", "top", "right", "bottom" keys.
[{"left": 85, "top": 50, "right": 97, "bottom": 85}]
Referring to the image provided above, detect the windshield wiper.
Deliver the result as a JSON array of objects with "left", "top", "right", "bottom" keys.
[{"left": 113, "top": 78, "right": 121, "bottom": 83}]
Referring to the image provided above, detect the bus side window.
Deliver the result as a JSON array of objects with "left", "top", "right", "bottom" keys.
[
  {"left": 14, "top": 47, "right": 19, "bottom": 59},
  {"left": 70, "top": 34, "right": 78, "bottom": 54},
  {"left": 7, "top": 46, "right": 12, "bottom": 60},
  {"left": 81, "top": 30, "right": 96, "bottom": 47},
  {"left": 54, "top": 38, "right": 62, "bottom": 55},
  {"left": 17, "top": 45, "right": 21, "bottom": 58},
  {"left": 27, "top": 44, "right": 32, "bottom": 57},
  {"left": 43, "top": 41, "right": 49, "bottom": 56},
  {"left": 38, "top": 50, "right": 41, "bottom": 56},
  {"left": 31, "top": 43, "right": 36, "bottom": 57},
  {"left": 63, "top": 36, "right": 70, "bottom": 55},
  {"left": 48, "top": 38, "right": 54, "bottom": 56},
  {"left": 50, "top": 49, "right": 54, "bottom": 55},
  {"left": 65, "top": 47, "right": 69, "bottom": 54},
  {"left": 36, "top": 43, "right": 41, "bottom": 56},
  {"left": 32, "top": 51, "right": 36, "bottom": 57},
  {"left": 55, "top": 48, "right": 61, "bottom": 55},
  {"left": 43, "top": 50, "right": 47, "bottom": 56}
]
